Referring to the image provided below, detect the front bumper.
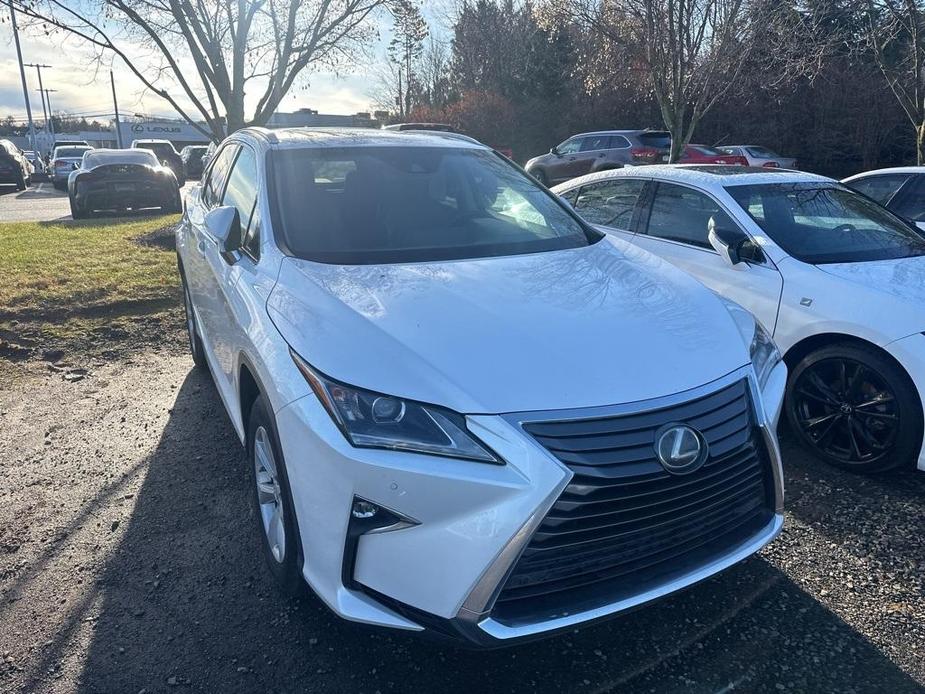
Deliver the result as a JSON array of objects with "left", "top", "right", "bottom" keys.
[
  {"left": 274, "top": 363, "right": 786, "bottom": 646},
  {"left": 885, "top": 332, "right": 925, "bottom": 471}
]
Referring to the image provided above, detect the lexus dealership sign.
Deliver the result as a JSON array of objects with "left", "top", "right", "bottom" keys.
[{"left": 119, "top": 119, "right": 214, "bottom": 145}]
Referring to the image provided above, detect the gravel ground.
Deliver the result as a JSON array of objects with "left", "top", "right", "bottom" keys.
[{"left": 1, "top": 351, "right": 924, "bottom": 693}]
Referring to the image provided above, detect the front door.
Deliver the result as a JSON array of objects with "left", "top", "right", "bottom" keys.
[{"left": 631, "top": 182, "right": 784, "bottom": 335}]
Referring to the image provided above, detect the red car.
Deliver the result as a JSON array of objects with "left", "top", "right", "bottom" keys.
[{"left": 679, "top": 145, "right": 748, "bottom": 166}]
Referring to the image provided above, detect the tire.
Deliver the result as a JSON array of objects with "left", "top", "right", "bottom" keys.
[
  {"left": 69, "top": 194, "right": 86, "bottom": 220},
  {"left": 532, "top": 169, "right": 548, "bottom": 187},
  {"left": 15, "top": 173, "right": 25, "bottom": 192},
  {"left": 180, "top": 269, "right": 207, "bottom": 369},
  {"left": 166, "top": 189, "right": 182, "bottom": 214},
  {"left": 786, "top": 342, "right": 922, "bottom": 473},
  {"left": 247, "top": 394, "right": 305, "bottom": 596}
]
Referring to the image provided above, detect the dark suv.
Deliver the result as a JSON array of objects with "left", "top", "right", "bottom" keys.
[
  {"left": 0, "top": 139, "right": 32, "bottom": 190},
  {"left": 131, "top": 139, "right": 185, "bottom": 184},
  {"left": 525, "top": 130, "right": 671, "bottom": 186}
]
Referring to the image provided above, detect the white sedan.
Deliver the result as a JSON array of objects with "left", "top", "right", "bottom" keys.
[
  {"left": 842, "top": 166, "right": 925, "bottom": 231},
  {"left": 718, "top": 146, "right": 797, "bottom": 169},
  {"left": 555, "top": 165, "right": 925, "bottom": 474}
]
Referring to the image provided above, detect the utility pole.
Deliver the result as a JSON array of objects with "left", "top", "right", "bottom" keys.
[
  {"left": 110, "top": 70, "right": 123, "bottom": 148},
  {"left": 25, "top": 63, "right": 51, "bottom": 130},
  {"left": 42, "top": 89, "right": 57, "bottom": 140},
  {"left": 8, "top": 0, "right": 37, "bottom": 154}
]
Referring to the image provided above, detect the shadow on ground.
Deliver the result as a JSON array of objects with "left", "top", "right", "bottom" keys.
[{"left": 26, "top": 370, "right": 922, "bottom": 693}]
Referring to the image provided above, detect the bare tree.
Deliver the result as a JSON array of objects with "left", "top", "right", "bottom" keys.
[
  {"left": 565, "top": 0, "right": 758, "bottom": 161},
  {"left": 12, "top": 0, "right": 385, "bottom": 140},
  {"left": 864, "top": 0, "right": 925, "bottom": 163},
  {"left": 387, "top": 0, "right": 428, "bottom": 118},
  {"left": 419, "top": 35, "right": 450, "bottom": 108}
]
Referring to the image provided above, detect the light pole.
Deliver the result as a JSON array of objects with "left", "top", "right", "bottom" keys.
[
  {"left": 42, "top": 88, "right": 57, "bottom": 140},
  {"left": 7, "top": 0, "right": 37, "bottom": 154},
  {"left": 110, "top": 71, "right": 123, "bottom": 148},
  {"left": 25, "top": 63, "right": 52, "bottom": 131}
]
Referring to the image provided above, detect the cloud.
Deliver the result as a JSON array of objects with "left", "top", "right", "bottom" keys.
[{"left": 0, "top": 24, "right": 385, "bottom": 122}]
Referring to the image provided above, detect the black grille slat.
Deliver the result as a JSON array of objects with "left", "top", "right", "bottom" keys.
[
  {"left": 558, "top": 442, "right": 759, "bottom": 508},
  {"left": 529, "top": 473, "right": 765, "bottom": 546},
  {"left": 492, "top": 379, "right": 775, "bottom": 625},
  {"left": 523, "top": 381, "right": 746, "bottom": 439},
  {"left": 497, "top": 502, "right": 767, "bottom": 602},
  {"left": 546, "top": 455, "right": 763, "bottom": 522}
]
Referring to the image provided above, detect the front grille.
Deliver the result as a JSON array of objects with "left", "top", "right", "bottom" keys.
[{"left": 493, "top": 379, "right": 774, "bottom": 626}]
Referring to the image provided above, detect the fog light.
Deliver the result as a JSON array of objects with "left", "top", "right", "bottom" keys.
[{"left": 351, "top": 499, "right": 379, "bottom": 519}]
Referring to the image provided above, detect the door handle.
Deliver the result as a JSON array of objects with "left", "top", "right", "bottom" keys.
[{"left": 197, "top": 238, "right": 206, "bottom": 252}]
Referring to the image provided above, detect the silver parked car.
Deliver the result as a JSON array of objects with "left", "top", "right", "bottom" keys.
[{"left": 718, "top": 145, "right": 797, "bottom": 169}]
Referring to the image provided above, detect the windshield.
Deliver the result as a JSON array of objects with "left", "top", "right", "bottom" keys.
[
  {"left": 726, "top": 183, "right": 925, "bottom": 263},
  {"left": 136, "top": 143, "right": 176, "bottom": 157},
  {"left": 55, "top": 148, "right": 90, "bottom": 158},
  {"left": 639, "top": 131, "right": 671, "bottom": 149},
  {"left": 271, "top": 146, "right": 596, "bottom": 264},
  {"left": 85, "top": 150, "right": 158, "bottom": 167},
  {"left": 746, "top": 146, "right": 777, "bottom": 158}
]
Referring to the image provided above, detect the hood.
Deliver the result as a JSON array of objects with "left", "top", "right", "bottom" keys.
[
  {"left": 267, "top": 238, "right": 751, "bottom": 414},
  {"left": 818, "top": 255, "right": 925, "bottom": 305}
]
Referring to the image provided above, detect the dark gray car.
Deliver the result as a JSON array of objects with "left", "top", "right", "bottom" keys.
[{"left": 525, "top": 130, "right": 671, "bottom": 186}]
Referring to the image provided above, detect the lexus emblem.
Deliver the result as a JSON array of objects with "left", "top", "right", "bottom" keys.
[{"left": 655, "top": 424, "right": 707, "bottom": 474}]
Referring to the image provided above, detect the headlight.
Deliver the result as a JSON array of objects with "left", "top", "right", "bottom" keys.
[
  {"left": 290, "top": 350, "right": 500, "bottom": 464},
  {"left": 750, "top": 320, "right": 781, "bottom": 389},
  {"left": 719, "top": 297, "right": 781, "bottom": 389}
]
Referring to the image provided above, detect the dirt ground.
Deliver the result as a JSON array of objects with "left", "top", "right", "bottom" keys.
[{"left": 1, "top": 338, "right": 924, "bottom": 693}]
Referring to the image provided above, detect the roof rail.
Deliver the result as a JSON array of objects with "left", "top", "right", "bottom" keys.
[
  {"left": 238, "top": 126, "right": 279, "bottom": 144},
  {"left": 395, "top": 129, "right": 482, "bottom": 146}
]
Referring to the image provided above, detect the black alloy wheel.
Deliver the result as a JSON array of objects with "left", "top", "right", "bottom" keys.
[{"left": 786, "top": 343, "right": 921, "bottom": 473}]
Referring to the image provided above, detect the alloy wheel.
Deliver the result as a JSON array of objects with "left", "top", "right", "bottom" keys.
[
  {"left": 253, "top": 426, "right": 286, "bottom": 563},
  {"left": 791, "top": 357, "right": 899, "bottom": 465}
]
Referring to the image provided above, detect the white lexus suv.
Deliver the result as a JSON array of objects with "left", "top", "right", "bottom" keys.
[
  {"left": 177, "top": 129, "right": 785, "bottom": 646},
  {"left": 554, "top": 165, "right": 925, "bottom": 474}
]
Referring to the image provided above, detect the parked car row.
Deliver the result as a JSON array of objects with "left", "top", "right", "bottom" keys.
[
  {"left": 524, "top": 130, "right": 799, "bottom": 187},
  {"left": 9, "top": 122, "right": 916, "bottom": 651},
  {"left": 177, "top": 128, "right": 787, "bottom": 648}
]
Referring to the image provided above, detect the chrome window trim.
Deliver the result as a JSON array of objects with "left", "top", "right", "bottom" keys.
[{"left": 454, "top": 364, "right": 785, "bottom": 641}]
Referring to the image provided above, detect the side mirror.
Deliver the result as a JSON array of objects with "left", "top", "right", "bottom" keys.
[
  {"left": 550, "top": 146, "right": 560, "bottom": 156},
  {"left": 708, "top": 218, "right": 749, "bottom": 269},
  {"left": 204, "top": 205, "right": 242, "bottom": 264}
]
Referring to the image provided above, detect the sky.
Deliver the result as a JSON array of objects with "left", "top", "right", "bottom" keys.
[{"left": 0, "top": 2, "right": 449, "bottom": 125}]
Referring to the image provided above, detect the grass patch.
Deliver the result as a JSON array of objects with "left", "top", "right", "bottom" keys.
[
  {"left": 0, "top": 215, "right": 181, "bottom": 317},
  {"left": 0, "top": 215, "right": 184, "bottom": 362}
]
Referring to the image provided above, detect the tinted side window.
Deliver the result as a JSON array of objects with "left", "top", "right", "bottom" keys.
[
  {"left": 221, "top": 146, "right": 259, "bottom": 253},
  {"left": 203, "top": 145, "right": 239, "bottom": 208},
  {"left": 645, "top": 183, "right": 736, "bottom": 248},
  {"left": 580, "top": 135, "right": 611, "bottom": 152},
  {"left": 574, "top": 179, "right": 646, "bottom": 229},
  {"left": 847, "top": 174, "right": 910, "bottom": 205},
  {"left": 610, "top": 136, "right": 631, "bottom": 149},
  {"left": 558, "top": 138, "right": 583, "bottom": 155},
  {"left": 890, "top": 176, "right": 925, "bottom": 221}
]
